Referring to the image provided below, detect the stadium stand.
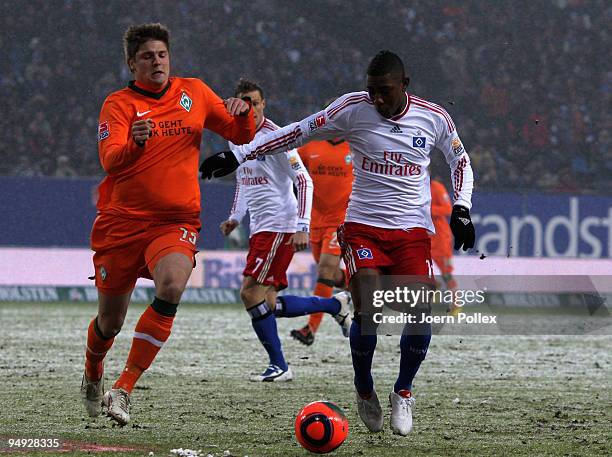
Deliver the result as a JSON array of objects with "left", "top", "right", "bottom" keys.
[{"left": 0, "top": 0, "right": 609, "bottom": 192}]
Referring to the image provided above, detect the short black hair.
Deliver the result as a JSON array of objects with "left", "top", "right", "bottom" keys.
[
  {"left": 234, "top": 78, "right": 264, "bottom": 99},
  {"left": 123, "top": 23, "right": 170, "bottom": 62},
  {"left": 367, "top": 50, "right": 405, "bottom": 77}
]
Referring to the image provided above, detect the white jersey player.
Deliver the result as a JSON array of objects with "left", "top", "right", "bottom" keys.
[
  {"left": 232, "top": 94, "right": 472, "bottom": 232},
  {"left": 205, "top": 53, "right": 476, "bottom": 434},
  {"left": 228, "top": 117, "right": 312, "bottom": 235},
  {"left": 219, "top": 79, "right": 351, "bottom": 384}
]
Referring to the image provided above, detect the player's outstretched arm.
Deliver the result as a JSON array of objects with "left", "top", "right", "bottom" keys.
[
  {"left": 201, "top": 81, "right": 256, "bottom": 146},
  {"left": 201, "top": 95, "right": 352, "bottom": 180}
]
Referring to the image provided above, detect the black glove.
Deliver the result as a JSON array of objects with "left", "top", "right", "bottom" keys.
[
  {"left": 450, "top": 205, "right": 475, "bottom": 251},
  {"left": 199, "top": 150, "right": 240, "bottom": 179}
]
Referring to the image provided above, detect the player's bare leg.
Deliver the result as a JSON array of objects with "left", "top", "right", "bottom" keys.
[
  {"left": 106, "top": 252, "right": 192, "bottom": 425},
  {"left": 291, "top": 253, "right": 342, "bottom": 345},
  {"left": 349, "top": 268, "right": 384, "bottom": 432},
  {"left": 82, "top": 291, "right": 131, "bottom": 417},
  {"left": 241, "top": 276, "right": 293, "bottom": 381}
]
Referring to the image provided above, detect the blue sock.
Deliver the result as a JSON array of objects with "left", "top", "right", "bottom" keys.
[
  {"left": 349, "top": 319, "right": 377, "bottom": 395},
  {"left": 394, "top": 323, "right": 431, "bottom": 393},
  {"left": 275, "top": 295, "right": 340, "bottom": 318},
  {"left": 248, "top": 301, "right": 287, "bottom": 371}
]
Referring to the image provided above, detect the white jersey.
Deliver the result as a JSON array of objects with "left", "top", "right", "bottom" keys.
[
  {"left": 232, "top": 92, "right": 473, "bottom": 232},
  {"left": 228, "top": 117, "right": 313, "bottom": 236}
]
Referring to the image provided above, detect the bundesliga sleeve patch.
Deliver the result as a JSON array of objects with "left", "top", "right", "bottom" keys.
[
  {"left": 452, "top": 137, "right": 465, "bottom": 156},
  {"left": 98, "top": 121, "right": 110, "bottom": 141},
  {"left": 308, "top": 114, "right": 326, "bottom": 132},
  {"left": 289, "top": 156, "right": 302, "bottom": 170}
]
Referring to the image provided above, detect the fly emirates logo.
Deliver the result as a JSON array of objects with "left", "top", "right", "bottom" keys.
[
  {"left": 240, "top": 166, "right": 269, "bottom": 186},
  {"left": 361, "top": 151, "right": 422, "bottom": 177}
]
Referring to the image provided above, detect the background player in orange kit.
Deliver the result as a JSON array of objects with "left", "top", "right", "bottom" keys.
[
  {"left": 430, "top": 177, "right": 458, "bottom": 295},
  {"left": 80, "top": 23, "right": 255, "bottom": 425},
  {"left": 290, "top": 136, "right": 353, "bottom": 346}
]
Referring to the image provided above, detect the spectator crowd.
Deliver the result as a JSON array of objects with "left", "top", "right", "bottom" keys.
[{"left": 0, "top": 0, "right": 609, "bottom": 194}]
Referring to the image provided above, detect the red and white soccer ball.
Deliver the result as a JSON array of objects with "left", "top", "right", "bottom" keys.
[{"left": 295, "top": 401, "right": 349, "bottom": 454}]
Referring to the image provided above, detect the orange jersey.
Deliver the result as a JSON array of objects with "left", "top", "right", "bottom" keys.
[
  {"left": 298, "top": 140, "right": 352, "bottom": 229},
  {"left": 96, "top": 77, "right": 255, "bottom": 219},
  {"left": 430, "top": 179, "right": 452, "bottom": 240}
]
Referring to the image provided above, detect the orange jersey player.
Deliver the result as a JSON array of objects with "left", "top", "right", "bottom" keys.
[
  {"left": 290, "top": 138, "right": 353, "bottom": 346},
  {"left": 96, "top": 77, "right": 253, "bottom": 219},
  {"left": 81, "top": 23, "right": 255, "bottom": 426},
  {"left": 430, "top": 178, "right": 457, "bottom": 292}
]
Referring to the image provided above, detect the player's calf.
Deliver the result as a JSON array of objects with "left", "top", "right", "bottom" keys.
[{"left": 275, "top": 292, "right": 352, "bottom": 336}]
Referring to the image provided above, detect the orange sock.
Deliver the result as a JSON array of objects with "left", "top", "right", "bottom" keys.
[
  {"left": 85, "top": 317, "right": 115, "bottom": 382},
  {"left": 308, "top": 282, "right": 334, "bottom": 333},
  {"left": 114, "top": 304, "right": 175, "bottom": 393}
]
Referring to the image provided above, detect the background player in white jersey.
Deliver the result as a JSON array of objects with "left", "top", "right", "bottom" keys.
[
  {"left": 203, "top": 52, "right": 476, "bottom": 435},
  {"left": 220, "top": 79, "right": 352, "bottom": 382}
]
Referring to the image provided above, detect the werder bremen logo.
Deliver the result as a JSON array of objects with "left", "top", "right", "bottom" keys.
[
  {"left": 180, "top": 92, "right": 192, "bottom": 112},
  {"left": 99, "top": 266, "right": 107, "bottom": 281}
]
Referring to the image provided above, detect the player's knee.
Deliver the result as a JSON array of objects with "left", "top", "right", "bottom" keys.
[
  {"left": 317, "top": 263, "right": 336, "bottom": 280},
  {"left": 156, "top": 278, "right": 185, "bottom": 304},
  {"left": 240, "top": 287, "right": 259, "bottom": 308},
  {"left": 96, "top": 313, "right": 124, "bottom": 338}
]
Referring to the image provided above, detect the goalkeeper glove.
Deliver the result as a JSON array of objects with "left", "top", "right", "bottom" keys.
[
  {"left": 450, "top": 205, "right": 475, "bottom": 251},
  {"left": 200, "top": 150, "right": 240, "bottom": 179}
]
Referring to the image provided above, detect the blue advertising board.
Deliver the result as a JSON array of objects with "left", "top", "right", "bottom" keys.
[
  {"left": 0, "top": 176, "right": 235, "bottom": 250},
  {"left": 471, "top": 193, "right": 611, "bottom": 258},
  {"left": 1, "top": 177, "right": 610, "bottom": 258}
]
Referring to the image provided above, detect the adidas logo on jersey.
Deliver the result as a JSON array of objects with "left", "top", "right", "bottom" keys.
[{"left": 390, "top": 125, "right": 403, "bottom": 134}]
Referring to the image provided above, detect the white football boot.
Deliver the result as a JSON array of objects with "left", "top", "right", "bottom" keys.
[
  {"left": 102, "top": 388, "right": 131, "bottom": 425},
  {"left": 249, "top": 364, "right": 294, "bottom": 382},
  {"left": 80, "top": 373, "right": 104, "bottom": 417},
  {"left": 389, "top": 391, "right": 415, "bottom": 435},
  {"left": 332, "top": 291, "right": 353, "bottom": 337},
  {"left": 355, "top": 389, "right": 384, "bottom": 432}
]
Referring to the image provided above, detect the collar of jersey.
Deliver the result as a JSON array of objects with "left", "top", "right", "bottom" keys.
[
  {"left": 389, "top": 92, "right": 411, "bottom": 121},
  {"left": 256, "top": 116, "right": 267, "bottom": 133},
  {"left": 128, "top": 80, "right": 172, "bottom": 100}
]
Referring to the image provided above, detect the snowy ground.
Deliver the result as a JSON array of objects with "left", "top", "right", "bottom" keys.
[{"left": 0, "top": 302, "right": 610, "bottom": 456}]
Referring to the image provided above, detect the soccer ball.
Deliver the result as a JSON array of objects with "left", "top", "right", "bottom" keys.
[{"left": 295, "top": 401, "right": 349, "bottom": 454}]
